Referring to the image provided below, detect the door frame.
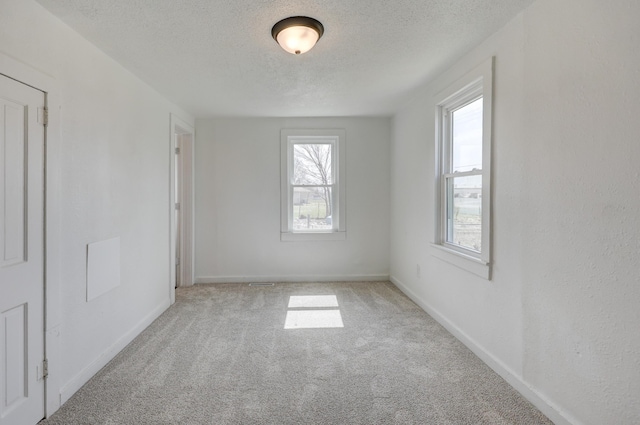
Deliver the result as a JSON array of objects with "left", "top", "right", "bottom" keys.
[
  {"left": 169, "top": 114, "right": 195, "bottom": 304},
  {"left": 0, "top": 53, "right": 62, "bottom": 417}
]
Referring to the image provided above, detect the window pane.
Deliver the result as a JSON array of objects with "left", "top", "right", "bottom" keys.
[
  {"left": 293, "top": 144, "right": 332, "bottom": 185},
  {"left": 292, "top": 187, "right": 333, "bottom": 231},
  {"left": 446, "top": 175, "right": 482, "bottom": 252},
  {"left": 452, "top": 97, "right": 483, "bottom": 173}
]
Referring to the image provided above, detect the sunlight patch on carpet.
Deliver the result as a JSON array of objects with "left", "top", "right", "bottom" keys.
[
  {"left": 288, "top": 295, "right": 339, "bottom": 308},
  {"left": 284, "top": 309, "right": 344, "bottom": 329}
]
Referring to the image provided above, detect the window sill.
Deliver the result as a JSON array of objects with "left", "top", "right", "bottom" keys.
[
  {"left": 430, "top": 243, "right": 491, "bottom": 280},
  {"left": 281, "top": 231, "right": 346, "bottom": 242}
]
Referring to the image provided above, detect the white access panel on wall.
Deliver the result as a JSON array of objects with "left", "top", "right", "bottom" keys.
[
  {"left": 0, "top": 74, "right": 46, "bottom": 425},
  {"left": 87, "top": 237, "right": 121, "bottom": 301}
]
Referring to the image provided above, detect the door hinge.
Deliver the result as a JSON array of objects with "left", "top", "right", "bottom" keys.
[
  {"left": 175, "top": 147, "right": 180, "bottom": 154},
  {"left": 38, "top": 106, "right": 49, "bottom": 126},
  {"left": 175, "top": 202, "right": 180, "bottom": 210},
  {"left": 43, "top": 359, "right": 49, "bottom": 379}
]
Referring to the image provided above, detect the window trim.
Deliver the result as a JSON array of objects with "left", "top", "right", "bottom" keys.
[
  {"left": 433, "top": 58, "right": 493, "bottom": 279},
  {"left": 280, "top": 129, "right": 346, "bottom": 241}
]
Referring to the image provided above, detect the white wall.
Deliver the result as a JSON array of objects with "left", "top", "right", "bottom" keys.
[
  {"left": 390, "top": 1, "right": 640, "bottom": 424},
  {"left": 5, "top": 0, "right": 637, "bottom": 422},
  {"left": 0, "top": 0, "right": 193, "bottom": 413},
  {"left": 195, "top": 117, "right": 390, "bottom": 282}
]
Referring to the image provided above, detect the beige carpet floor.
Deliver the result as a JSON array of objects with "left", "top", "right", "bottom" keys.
[{"left": 41, "top": 281, "right": 553, "bottom": 424}]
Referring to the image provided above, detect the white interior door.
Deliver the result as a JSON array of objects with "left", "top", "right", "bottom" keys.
[
  {"left": 171, "top": 117, "right": 194, "bottom": 291},
  {"left": 0, "top": 75, "right": 45, "bottom": 425}
]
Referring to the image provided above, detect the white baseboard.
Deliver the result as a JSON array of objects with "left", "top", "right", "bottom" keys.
[
  {"left": 195, "top": 274, "right": 390, "bottom": 284},
  {"left": 390, "top": 275, "right": 580, "bottom": 425},
  {"left": 58, "top": 300, "right": 170, "bottom": 406}
]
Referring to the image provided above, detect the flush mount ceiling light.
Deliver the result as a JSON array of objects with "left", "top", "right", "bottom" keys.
[{"left": 271, "top": 16, "right": 324, "bottom": 55}]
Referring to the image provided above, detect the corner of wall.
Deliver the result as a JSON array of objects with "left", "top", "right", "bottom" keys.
[{"left": 389, "top": 275, "right": 577, "bottom": 425}]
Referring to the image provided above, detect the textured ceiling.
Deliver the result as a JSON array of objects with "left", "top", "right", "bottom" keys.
[{"left": 35, "top": 0, "right": 534, "bottom": 117}]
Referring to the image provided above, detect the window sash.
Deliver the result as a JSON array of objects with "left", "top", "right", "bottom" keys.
[
  {"left": 290, "top": 141, "right": 335, "bottom": 186},
  {"left": 437, "top": 85, "right": 486, "bottom": 259},
  {"left": 290, "top": 185, "right": 336, "bottom": 233},
  {"left": 442, "top": 170, "right": 481, "bottom": 179},
  {"left": 288, "top": 139, "right": 338, "bottom": 233},
  {"left": 292, "top": 184, "right": 333, "bottom": 188},
  {"left": 440, "top": 97, "right": 484, "bottom": 257},
  {"left": 443, "top": 172, "right": 482, "bottom": 253},
  {"left": 442, "top": 94, "right": 483, "bottom": 176}
]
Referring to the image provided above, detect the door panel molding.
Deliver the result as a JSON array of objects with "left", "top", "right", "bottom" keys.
[{"left": 0, "top": 98, "right": 27, "bottom": 267}]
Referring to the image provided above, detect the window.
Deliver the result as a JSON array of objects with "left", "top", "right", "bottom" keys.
[
  {"left": 280, "top": 129, "right": 346, "bottom": 241},
  {"left": 433, "top": 58, "right": 493, "bottom": 278}
]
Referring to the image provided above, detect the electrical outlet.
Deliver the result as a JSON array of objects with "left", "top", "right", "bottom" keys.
[{"left": 416, "top": 264, "right": 421, "bottom": 278}]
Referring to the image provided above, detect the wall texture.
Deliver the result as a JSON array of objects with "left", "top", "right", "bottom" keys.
[
  {"left": 195, "top": 117, "right": 391, "bottom": 282},
  {"left": 0, "top": 0, "right": 193, "bottom": 412},
  {"left": 390, "top": 1, "right": 640, "bottom": 424}
]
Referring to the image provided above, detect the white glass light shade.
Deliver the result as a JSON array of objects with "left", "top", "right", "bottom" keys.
[
  {"left": 272, "top": 17, "right": 324, "bottom": 55},
  {"left": 276, "top": 25, "right": 320, "bottom": 55}
]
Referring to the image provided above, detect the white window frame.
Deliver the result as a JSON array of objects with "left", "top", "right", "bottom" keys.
[
  {"left": 280, "top": 129, "right": 346, "bottom": 241},
  {"left": 432, "top": 58, "right": 493, "bottom": 279}
]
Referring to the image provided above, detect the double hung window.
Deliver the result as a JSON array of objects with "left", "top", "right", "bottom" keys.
[
  {"left": 434, "top": 59, "right": 493, "bottom": 278},
  {"left": 281, "top": 129, "right": 346, "bottom": 241}
]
